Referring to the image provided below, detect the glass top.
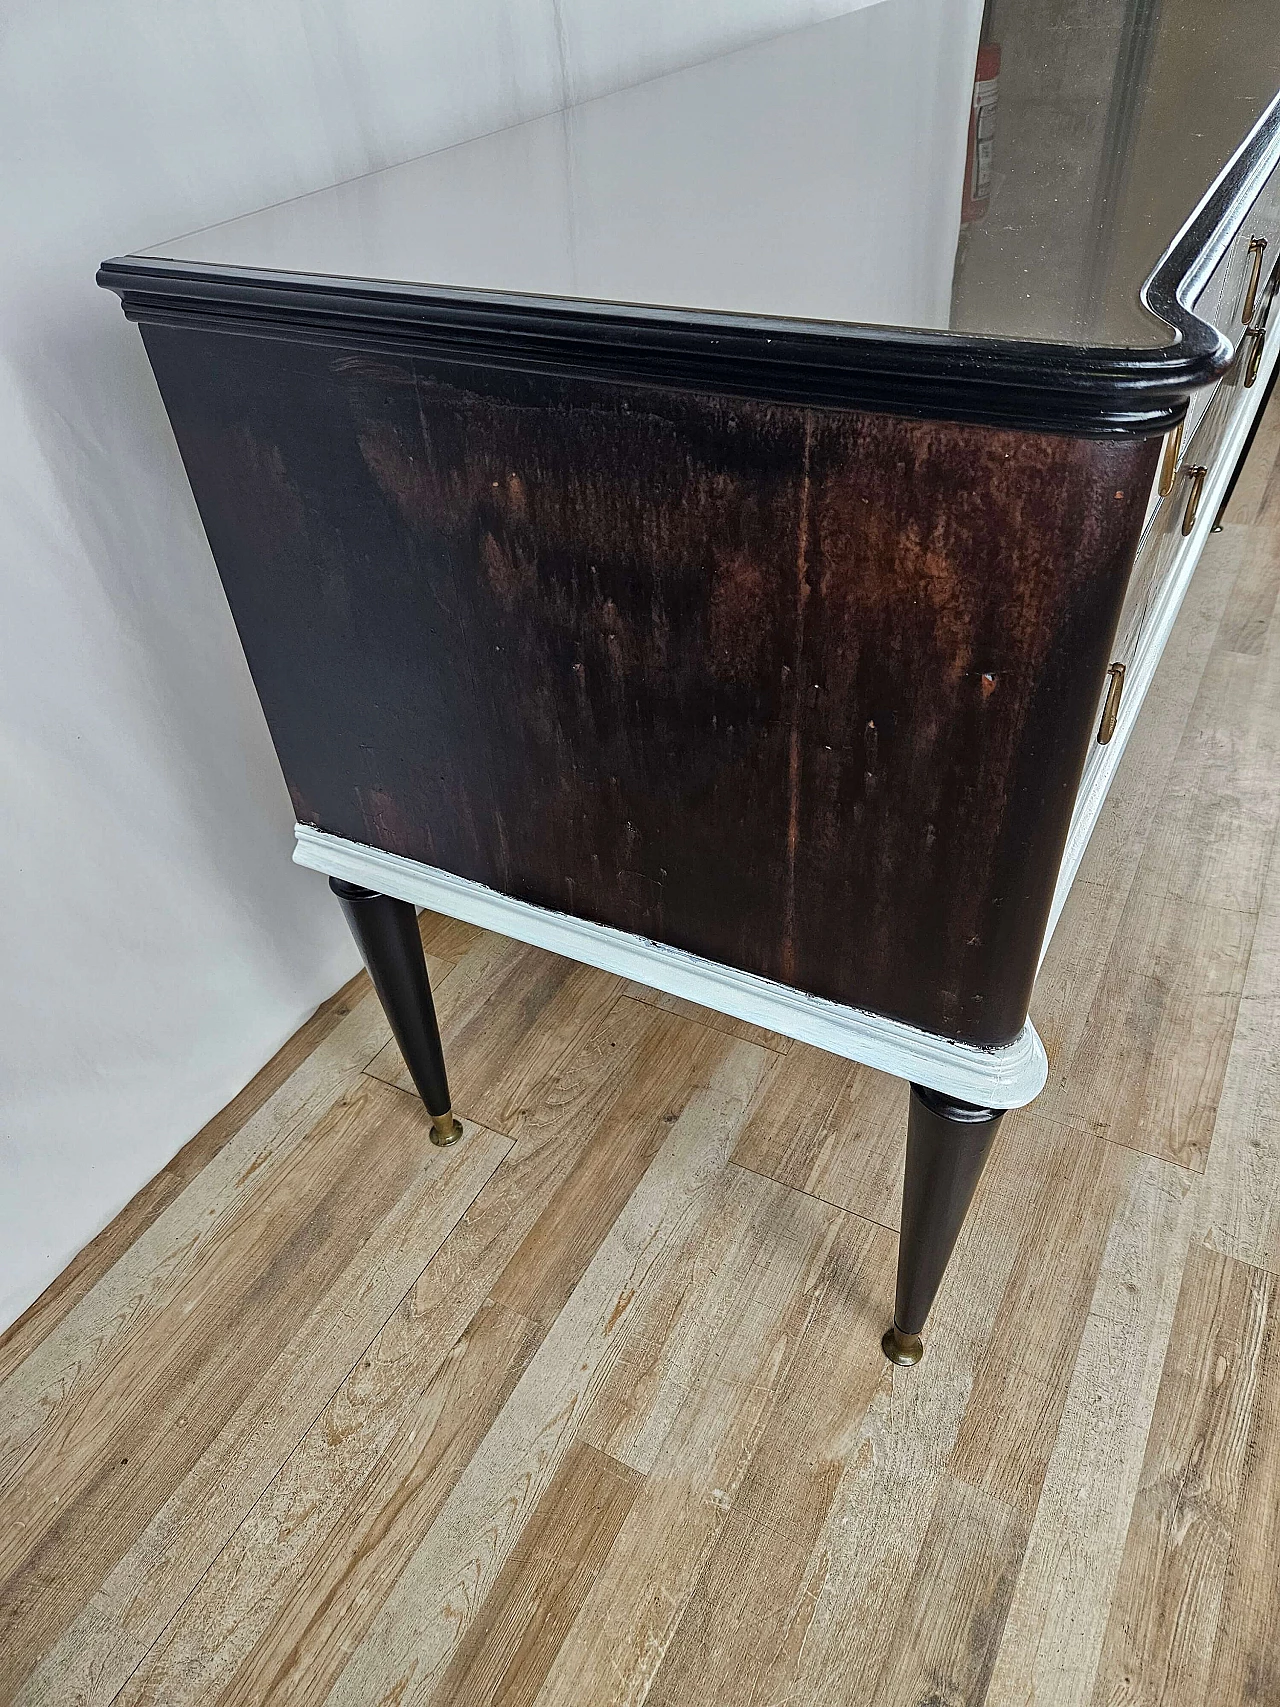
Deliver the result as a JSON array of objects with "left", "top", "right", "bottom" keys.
[{"left": 139, "top": 0, "right": 1280, "bottom": 350}]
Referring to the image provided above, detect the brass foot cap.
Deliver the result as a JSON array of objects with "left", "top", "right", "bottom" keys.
[
  {"left": 429, "top": 1111, "right": 465, "bottom": 1147},
  {"left": 882, "top": 1325, "right": 924, "bottom": 1366}
]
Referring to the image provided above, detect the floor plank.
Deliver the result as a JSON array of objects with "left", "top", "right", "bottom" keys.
[
  {"left": 365, "top": 931, "right": 625, "bottom": 1134},
  {"left": 1214, "top": 526, "right": 1280, "bottom": 654},
  {"left": 1203, "top": 1257, "right": 1280, "bottom": 1706},
  {"left": 3, "top": 1078, "right": 510, "bottom": 1702},
  {"left": 862, "top": 1123, "right": 1134, "bottom": 1705},
  {"left": 540, "top": 1168, "right": 892, "bottom": 1706},
  {"left": 78, "top": 998, "right": 711, "bottom": 1707},
  {"left": 119, "top": 1300, "right": 543, "bottom": 1707},
  {"left": 1090, "top": 1244, "right": 1276, "bottom": 1707},
  {"left": 620, "top": 982, "right": 793, "bottom": 1054},
  {"left": 429, "top": 1441, "right": 644, "bottom": 1707},
  {"left": 984, "top": 1152, "right": 1198, "bottom": 1707},
  {"left": 744, "top": 1117, "right": 1044, "bottom": 1707},
  {"left": 1195, "top": 822, "right": 1280, "bottom": 1275},
  {"left": 1249, "top": 406, "right": 1280, "bottom": 534},
  {"left": 1063, "top": 891, "right": 1254, "bottom": 1171},
  {"left": 640, "top": 1212, "right": 889, "bottom": 1707},
  {"left": 731, "top": 1048, "right": 905, "bottom": 1228},
  {"left": 1220, "top": 386, "right": 1280, "bottom": 527},
  {"left": 322, "top": 1038, "right": 770, "bottom": 1707}
]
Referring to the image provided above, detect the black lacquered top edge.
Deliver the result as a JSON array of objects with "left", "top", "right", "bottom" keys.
[{"left": 99, "top": 87, "right": 1280, "bottom": 439}]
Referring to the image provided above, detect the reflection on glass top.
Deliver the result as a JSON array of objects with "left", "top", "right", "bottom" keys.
[{"left": 141, "top": 0, "right": 1280, "bottom": 350}]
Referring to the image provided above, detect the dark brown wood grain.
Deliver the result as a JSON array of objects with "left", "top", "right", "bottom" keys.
[{"left": 142, "top": 326, "right": 1158, "bottom": 1045}]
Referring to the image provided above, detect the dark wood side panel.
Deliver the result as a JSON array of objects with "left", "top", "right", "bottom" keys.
[{"left": 141, "top": 325, "right": 1158, "bottom": 1045}]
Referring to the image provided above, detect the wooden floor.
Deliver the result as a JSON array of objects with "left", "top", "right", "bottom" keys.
[{"left": 6, "top": 416, "right": 1280, "bottom": 1707}]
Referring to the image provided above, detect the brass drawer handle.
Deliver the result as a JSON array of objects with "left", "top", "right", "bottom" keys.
[
  {"left": 1098, "top": 663, "right": 1125, "bottom": 745},
  {"left": 1246, "top": 326, "right": 1266, "bottom": 386},
  {"left": 1181, "top": 465, "right": 1208, "bottom": 535},
  {"left": 1158, "top": 420, "right": 1184, "bottom": 496},
  {"left": 1244, "top": 236, "right": 1268, "bottom": 323}
]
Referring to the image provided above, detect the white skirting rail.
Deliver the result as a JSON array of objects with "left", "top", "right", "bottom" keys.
[{"left": 295, "top": 824, "right": 1048, "bottom": 1108}]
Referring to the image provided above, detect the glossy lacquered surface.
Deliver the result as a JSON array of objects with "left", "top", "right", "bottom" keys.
[{"left": 135, "top": 0, "right": 1280, "bottom": 350}]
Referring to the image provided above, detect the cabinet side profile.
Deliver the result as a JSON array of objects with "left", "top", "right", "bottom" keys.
[
  {"left": 97, "top": 5, "right": 1280, "bottom": 1359},
  {"left": 139, "top": 325, "right": 1158, "bottom": 1051}
]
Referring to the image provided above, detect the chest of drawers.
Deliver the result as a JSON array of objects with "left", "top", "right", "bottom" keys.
[{"left": 101, "top": 1, "right": 1280, "bottom": 1364}]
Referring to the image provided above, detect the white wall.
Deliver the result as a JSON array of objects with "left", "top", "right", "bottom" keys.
[{"left": 0, "top": 0, "right": 881, "bottom": 1331}]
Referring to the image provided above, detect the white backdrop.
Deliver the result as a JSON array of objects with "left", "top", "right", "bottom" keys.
[{"left": 0, "top": 0, "right": 887, "bottom": 1330}]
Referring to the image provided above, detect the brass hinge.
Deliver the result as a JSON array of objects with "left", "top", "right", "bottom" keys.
[
  {"left": 1097, "top": 662, "right": 1125, "bottom": 744},
  {"left": 1246, "top": 326, "right": 1267, "bottom": 387},
  {"left": 1158, "top": 421, "right": 1184, "bottom": 496},
  {"left": 1182, "top": 465, "right": 1208, "bottom": 536},
  {"left": 1244, "top": 236, "right": 1268, "bottom": 323}
]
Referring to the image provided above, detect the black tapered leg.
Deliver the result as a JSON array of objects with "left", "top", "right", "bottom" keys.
[
  {"left": 882, "top": 1083, "right": 1006, "bottom": 1364},
  {"left": 329, "top": 878, "right": 463, "bottom": 1145}
]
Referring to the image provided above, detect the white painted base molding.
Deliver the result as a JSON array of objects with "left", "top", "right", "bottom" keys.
[{"left": 294, "top": 824, "right": 1049, "bottom": 1108}]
